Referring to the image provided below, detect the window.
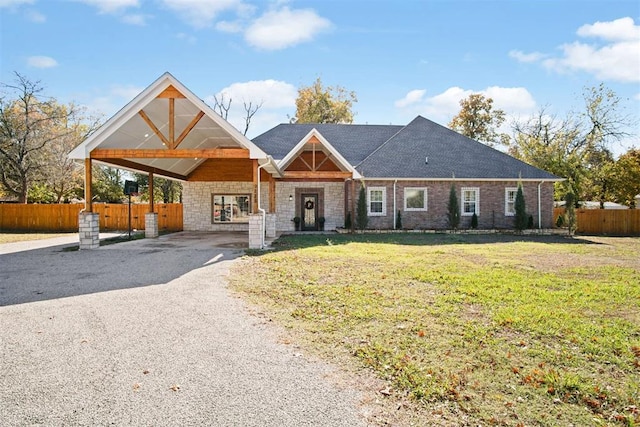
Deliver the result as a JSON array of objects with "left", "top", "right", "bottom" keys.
[
  {"left": 505, "top": 188, "right": 517, "bottom": 216},
  {"left": 367, "top": 187, "right": 386, "bottom": 216},
  {"left": 461, "top": 187, "right": 479, "bottom": 216},
  {"left": 404, "top": 187, "right": 427, "bottom": 211},
  {"left": 212, "top": 195, "right": 251, "bottom": 223}
]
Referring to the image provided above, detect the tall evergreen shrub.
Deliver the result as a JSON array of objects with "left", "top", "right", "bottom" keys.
[
  {"left": 447, "top": 184, "right": 460, "bottom": 229},
  {"left": 355, "top": 186, "right": 369, "bottom": 230},
  {"left": 514, "top": 183, "right": 527, "bottom": 231}
]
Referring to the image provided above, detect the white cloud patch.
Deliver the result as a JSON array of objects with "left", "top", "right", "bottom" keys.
[
  {"left": 176, "top": 32, "right": 197, "bottom": 44},
  {"left": 161, "top": 0, "right": 243, "bottom": 29},
  {"left": 216, "top": 20, "right": 243, "bottom": 33},
  {"left": 206, "top": 79, "right": 297, "bottom": 137},
  {"left": 25, "top": 9, "right": 45, "bottom": 22},
  {"left": 508, "top": 50, "right": 546, "bottom": 63},
  {"left": 74, "top": 0, "right": 139, "bottom": 14},
  {"left": 394, "top": 89, "right": 426, "bottom": 108},
  {"left": 511, "top": 17, "right": 640, "bottom": 83},
  {"left": 0, "top": 0, "right": 34, "bottom": 8},
  {"left": 27, "top": 55, "right": 58, "bottom": 68},
  {"left": 395, "top": 86, "right": 537, "bottom": 125},
  {"left": 245, "top": 6, "right": 331, "bottom": 50},
  {"left": 84, "top": 84, "right": 144, "bottom": 117},
  {"left": 121, "top": 13, "right": 148, "bottom": 25}
]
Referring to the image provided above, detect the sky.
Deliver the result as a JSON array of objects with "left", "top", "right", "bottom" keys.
[{"left": 1, "top": 0, "right": 639, "bottom": 157}]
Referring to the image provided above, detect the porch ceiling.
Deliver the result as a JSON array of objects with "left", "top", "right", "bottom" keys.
[{"left": 69, "top": 73, "right": 281, "bottom": 179}]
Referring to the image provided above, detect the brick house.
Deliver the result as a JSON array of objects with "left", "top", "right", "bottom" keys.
[{"left": 69, "top": 73, "right": 561, "bottom": 249}]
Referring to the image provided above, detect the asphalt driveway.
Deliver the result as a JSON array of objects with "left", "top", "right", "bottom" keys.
[{"left": 0, "top": 232, "right": 367, "bottom": 426}]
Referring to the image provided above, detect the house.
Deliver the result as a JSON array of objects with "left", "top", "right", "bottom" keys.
[{"left": 69, "top": 72, "right": 561, "bottom": 249}]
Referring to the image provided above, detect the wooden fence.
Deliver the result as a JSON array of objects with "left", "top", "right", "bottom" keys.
[
  {"left": 0, "top": 203, "right": 183, "bottom": 232},
  {"left": 553, "top": 207, "right": 640, "bottom": 236}
]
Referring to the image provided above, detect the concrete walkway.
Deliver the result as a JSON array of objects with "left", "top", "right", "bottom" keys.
[{"left": 0, "top": 233, "right": 367, "bottom": 426}]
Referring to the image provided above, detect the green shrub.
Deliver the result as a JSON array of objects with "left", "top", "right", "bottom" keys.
[
  {"left": 471, "top": 213, "right": 478, "bottom": 229},
  {"left": 356, "top": 186, "right": 369, "bottom": 230},
  {"left": 447, "top": 184, "right": 460, "bottom": 230},
  {"left": 514, "top": 183, "right": 527, "bottom": 231},
  {"left": 396, "top": 210, "right": 402, "bottom": 229},
  {"left": 345, "top": 211, "right": 352, "bottom": 229}
]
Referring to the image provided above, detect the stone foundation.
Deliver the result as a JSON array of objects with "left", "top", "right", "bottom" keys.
[
  {"left": 79, "top": 212, "right": 100, "bottom": 250},
  {"left": 145, "top": 212, "right": 159, "bottom": 238}
]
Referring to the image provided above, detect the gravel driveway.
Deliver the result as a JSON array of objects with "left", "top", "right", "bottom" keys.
[{"left": 0, "top": 232, "right": 367, "bottom": 426}]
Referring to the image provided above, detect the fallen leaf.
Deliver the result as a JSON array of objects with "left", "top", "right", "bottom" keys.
[
  {"left": 143, "top": 370, "right": 150, "bottom": 375},
  {"left": 379, "top": 387, "right": 392, "bottom": 396},
  {"left": 170, "top": 384, "right": 180, "bottom": 392},
  {"left": 133, "top": 383, "right": 140, "bottom": 391}
]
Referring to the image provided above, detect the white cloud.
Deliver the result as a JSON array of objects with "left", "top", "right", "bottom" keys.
[
  {"left": 216, "top": 20, "right": 243, "bottom": 33},
  {"left": 394, "top": 89, "right": 426, "bottom": 108},
  {"left": 395, "top": 86, "right": 537, "bottom": 125},
  {"left": 176, "top": 32, "right": 197, "bottom": 44},
  {"left": 27, "top": 55, "right": 58, "bottom": 68},
  {"left": 635, "top": 93, "right": 640, "bottom": 101},
  {"left": 245, "top": 6, "right": 331, "bottom": 50},
  {"left": 74, "top": 0, "right": 139, "bottom": 14},
  {"left": 511, "top": 17, "right": 640, "bottom": 83},
  {"left": 206, "top": 79, "right": 297, "bottom": 137},
  {"left": 121, "top": 13, "right": 148, "bottom": 25},
  {"left": 508, "top": 50, "right": 546, "bottom": 63},
  {"left": 161, "top": 0, "right": 243, "bottom": 29},
  {"left": 25, "top": 9, "right": 45, "bottom": 22},
  {"left": 84, "top": 84, "right": 144, "bottom": 117},
  {"left": 577, "top": 17, "right": 640, "bottom": 41},
  {"left": 0, "top": 0, "right": 33, "bottom": 8}
]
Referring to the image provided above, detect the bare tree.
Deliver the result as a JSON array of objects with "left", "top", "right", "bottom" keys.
[
  {"left": 212, "top": 94, "right": 231, "bottom": 120},
  {"left": 242, "top": 100, "right": 263, "bottom": 136}
]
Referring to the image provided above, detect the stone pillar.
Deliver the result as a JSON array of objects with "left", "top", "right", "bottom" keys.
[
  {"left": 79, "top": 212, "right": 100, "bottom": 250},
  {"left": 145, "top": 212, "right": 159, "bottom": 238},
  {"left": 249, "top": 214, "right": 264, "bottom": 249},
  {"left": 265, "top": 213, "right": 276, "bottom": 238}
]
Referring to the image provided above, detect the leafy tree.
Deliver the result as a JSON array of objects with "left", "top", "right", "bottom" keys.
[
  {"left": 133, "top": 173, "right": 182, "bottom": 203},
  {"left": 294, "top": 77, "right": 357, "bottom": 124},
  {"left": 0, "top": 73, "right": 92, "bottom": 203},
  {"left": 447, "top": 183, "right": 460, "bottom": 229},
  {"left": 92, "top": 165, "right": 125, "bottom": 203},
  {"left": 449, "top": 93, "right": 509, "bottom": 147},
  {"left": 609, "top": 148, "right": 640, "bottom": 208},
  {"left": 355, "top": 186, "right": 368, "bottom": 230},
  {"left": 514, "top": 183, "right": 527, "bottom": 231},
  {"left": 510, "top": 84, "right": 630, "bottom": 202}
]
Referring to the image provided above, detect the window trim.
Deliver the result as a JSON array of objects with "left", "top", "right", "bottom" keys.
[
  {"left": 367, "top": 187, "right": 387, "bottom": 216},
  {"left": 461, "top": 187, "right": 479, "bottom": 216},
  {"left": 212, "top": 194, "right": 252, "bottom": 224},
  {"left": 505, "top": 187, "right": 517, "bottom": 217},
  {"left": 404, "top": 187, "right": 428, "bottom": 211}
]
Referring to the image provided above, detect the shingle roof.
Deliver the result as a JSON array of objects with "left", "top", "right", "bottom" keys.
[
  {"left": 252, "top": 116, "right": 561, "bottom": 180},
  {"left": 252, "top": 123, "right": 403, "bottom": 165}
]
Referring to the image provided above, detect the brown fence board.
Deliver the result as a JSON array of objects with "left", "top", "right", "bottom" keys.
[
  {"left": 0, "top": 204, "right": 183, "bottom": 232},
  {"left": 554, "top": 207, "right": 640, "bottom": 236}
]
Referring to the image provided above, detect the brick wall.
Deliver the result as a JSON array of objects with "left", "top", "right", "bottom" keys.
[{"left": 349, "top": 180, "right": 555, "bottom": 230}]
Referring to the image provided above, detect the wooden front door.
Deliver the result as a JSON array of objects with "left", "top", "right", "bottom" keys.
[{"left": 301, "top": 194, "right": 318, "bottom": 231}]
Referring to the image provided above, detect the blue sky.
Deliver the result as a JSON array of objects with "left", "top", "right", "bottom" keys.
[{"left": 1, "top": 0, "right": 639, "bottom": 156}]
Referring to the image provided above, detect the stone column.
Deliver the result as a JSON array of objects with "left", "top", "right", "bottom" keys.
[
  {"left": 79, "top": 212, "right": 100, "bottom": 250},
  {"left": 265, "top": 213, "right": 276, "bottom": 238},
  {"left": 249, "top": 214, "right": 264, "bottom": 249},
  {"left": 145, "top": 212, "right": 159, "bottom": 238}
]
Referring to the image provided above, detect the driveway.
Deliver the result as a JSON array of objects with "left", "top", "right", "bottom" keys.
[{"left": 0, "top": 232, "right": 367, "bottom": 426}]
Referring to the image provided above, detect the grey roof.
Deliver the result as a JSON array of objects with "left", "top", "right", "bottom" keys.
[
  {"left": 252, "top": 116, "right": 561, "bottom": 180},
  {"left": 252, "top": 123, "right": 403, "bottom": 164}
]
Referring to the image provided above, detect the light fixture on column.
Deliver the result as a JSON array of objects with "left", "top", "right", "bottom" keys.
[{"left": 289, "top": 194, "right": 293, "bottom": 201}]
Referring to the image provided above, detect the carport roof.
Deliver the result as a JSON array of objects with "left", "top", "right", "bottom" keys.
[{"left": 69, "top": 72, "right": 279, "bottom": 179}]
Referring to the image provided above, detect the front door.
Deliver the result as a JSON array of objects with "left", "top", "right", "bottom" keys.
[{"left": 301, "top": 194, "right": 318, "bottom": 231}]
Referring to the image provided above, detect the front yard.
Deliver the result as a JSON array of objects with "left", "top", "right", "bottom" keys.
[{"left": 229, "top": 234, "right": 640, "bottom": 426}]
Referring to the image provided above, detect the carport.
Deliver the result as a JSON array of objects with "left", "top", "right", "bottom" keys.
[{"left": 69, "top": 73, "right": 281, "bottom": 249}]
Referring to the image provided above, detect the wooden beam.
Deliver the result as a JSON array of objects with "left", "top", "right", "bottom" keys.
[
  {"left": 174, "top": 110, "right": 205, "bottom": 149},
  {"left": 169, "top": 98, "right": 175, "bottom": 149},
  {"left": 157, "top": 85, "right": 186, "bottom": 98},
  {"left": 148, "top": 172, "right": 154, "bottom": 213},
  {"left": 252, "top": 159, "right": 258, "bottom": 213},
  {"left": 92, "top": 158, "right": 187, "bottom": 181},
  {"left": 138, "top": 110, "right": 170, "bottom": 147},
  {"left": 269, "top": 178, "right": 276, "bottom": 214},
  {"left": 90, "top": 148, "right": 250, "bottom": 159},
  {"left": 284, "top": 171, "right": 352, "bottom": 179},
  {"left": 84, "top": 158, "right": 92, "bottom": 213}
]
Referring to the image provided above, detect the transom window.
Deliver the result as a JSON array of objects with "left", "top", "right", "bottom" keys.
[
  {"left": 367, "top": 187, "right": 386, "bottom": 216},
  {"left": 212, "top": 194, "right": 251, "bottom": 223},
  {"left": 505, "top": 188, "right": 517, "bottom": 216},
  {"left": 404, "top": 187, "right": 427, "bottom": 211},
  {"left": 461, "top": 187, "right": 479, "bottom": 216}
]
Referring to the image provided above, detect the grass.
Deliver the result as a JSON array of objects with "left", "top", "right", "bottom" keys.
[{"left": 228, "top": 234, "right": 640, "bottom": 426}]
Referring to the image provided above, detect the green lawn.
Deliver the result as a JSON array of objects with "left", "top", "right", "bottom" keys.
[{"left": 229, "top": 234, "right": 640, "bottom": 426}]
